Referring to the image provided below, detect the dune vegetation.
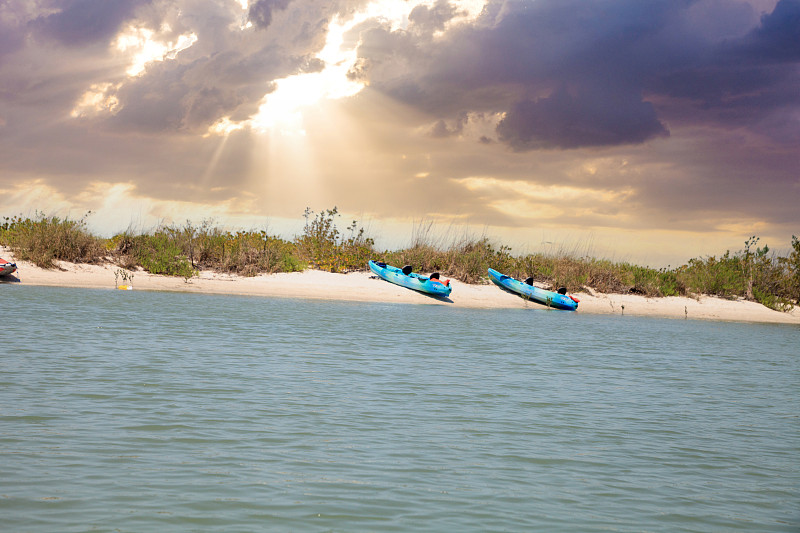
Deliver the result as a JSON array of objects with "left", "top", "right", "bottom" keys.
[{"left": 2, "top": 210, "right": 799, "bottom": 311}]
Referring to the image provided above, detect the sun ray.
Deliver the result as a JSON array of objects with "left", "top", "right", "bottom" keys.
[{"left": 200, "top": 134, "right": 232, "bottom": 187}]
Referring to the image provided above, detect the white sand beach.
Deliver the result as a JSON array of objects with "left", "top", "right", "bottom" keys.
[{"left": 2, "top": 247, "right": 799, "bottom": 325}]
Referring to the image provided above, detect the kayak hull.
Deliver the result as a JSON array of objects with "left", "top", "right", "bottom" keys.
[
  {"left": 488, "top": 268, "right": 578, "bottom": 311},
  {"left": 369, "top": 260, "right": 452, "bottom": 297}
]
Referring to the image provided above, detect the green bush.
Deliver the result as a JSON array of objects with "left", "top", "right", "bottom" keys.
[
  {"left": 674, "top": 236, "right": 796, "bottom": 310},
  {"left": 128, "top": 231, "right": 196, "bottom": 278},
  {"left": 0, "top": 212, "right": 105, "bottom": 268}
]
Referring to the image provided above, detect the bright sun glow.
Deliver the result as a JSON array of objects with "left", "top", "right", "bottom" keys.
[
  {"left": 216, "top": 0, "right": 487, "bottom": 136},
  {"left": 70, "top": 83, "right": 121, "bottom": 118},
  {"left": 116, "top": 24, "right": 198, "bottom": 76},
  {"left": 249, "top": 13, "right": 363, "bottom": 135}
]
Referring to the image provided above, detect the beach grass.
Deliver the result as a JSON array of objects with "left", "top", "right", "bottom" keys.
[{"left": 2, "top": 211, "right": 798, "bottom": 311}]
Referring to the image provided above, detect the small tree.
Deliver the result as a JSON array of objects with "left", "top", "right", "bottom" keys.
[
  {"left": 295, "top": 207, "right": 374, "bottom": 272},
  {"left": 779, "top": 235, "right": 800, "bottom": 305}
]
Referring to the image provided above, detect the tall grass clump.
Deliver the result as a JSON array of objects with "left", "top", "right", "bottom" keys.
[
  {"left": 509, "top": 255, "right": 676, "bottom": 296},
  {"left": 295, "top": 207, "right": 375, "bottom": 272},
  {"left": 0, "top": 212, "right": 105, "bottom": 268},
  {"left": 170, "top": 220, "right": 303, "bottom": 275},
  {"left": 382, "top": 228, "right": 639, "bottom": 292},
  {"left": 380, "top": 220, "right": 451, "bottom": 275},
  {"left": 383, "top": 230, "right": 689, "bottom": 296},
  {"left": 382, "top": 235, "right": 514, "bottom": 284},
  {"left": 382, "top": 244, "right": 447, "bottom": 275},
  {"left": 377, "top": 222, "right": 518, "bottom": 283},
  {"left": 451, "top": 238, "right": 515, "bottom": 283}
]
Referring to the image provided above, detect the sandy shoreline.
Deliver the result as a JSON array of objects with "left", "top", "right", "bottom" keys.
[{"left": 2, "top": 247, "right": 798, "bottom": 325}]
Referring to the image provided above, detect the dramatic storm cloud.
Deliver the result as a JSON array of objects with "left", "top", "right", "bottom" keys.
[
  {"left": 358, "top": 0, "right": 797, "bottom": 150},
  {"left": 1, "top": 0, "right": 797, "bottom": 265}
]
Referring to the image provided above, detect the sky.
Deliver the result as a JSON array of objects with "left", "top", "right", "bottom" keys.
[{"left": 1, "top": 0, "right": 798, "bottom": 267}]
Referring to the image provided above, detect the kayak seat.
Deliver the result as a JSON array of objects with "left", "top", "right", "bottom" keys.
[
  {"left": 524, "top": 277, "right": 534, "bottom": 286},
  {"left": 402, "top": 265, "right": 413, "bottom": 275},
  {"left": 557, "top": 287, "right": 567, "bottom": 295}
]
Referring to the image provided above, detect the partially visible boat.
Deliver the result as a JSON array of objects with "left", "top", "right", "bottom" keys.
[
  {"left": 0, "top": 258, "right": 17, "bottom": 277},
  {"left": 369, "top": 260, "right": 452, "bottom": 297},
  {"left": 488, "top": 268, "right": 579, "bottom": 311}
]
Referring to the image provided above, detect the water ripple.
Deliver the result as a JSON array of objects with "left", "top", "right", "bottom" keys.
[{"left": 1, "top": 286, "right": 798, "bottom": 532}]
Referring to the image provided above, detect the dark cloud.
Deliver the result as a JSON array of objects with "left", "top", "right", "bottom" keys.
[
  {"left": 32, "top": 0, "right": 149, "bottom": 47},
  {"left": 249, "top": 0, "right": 293, "bottom": 29},
  {"left": 357, "top": 0, "right": 798, "bottom": 151},
  {"left": 649, "top": 0, "right": 800, "bottom": 141},
  {"left": 428, "top": 113, "right": 467, "bottom": 138},
  {"left": 497, "top": 85, "right": 669, "bottom": 150},
  {"left": 408, "top": 0, "right": 462, "bottom": 34},
  {"left": 735, "top": 0, "right": 800, "bottom": 61},
  {"left": 357, "top": 0, "right": 697, "bottom": 149}
]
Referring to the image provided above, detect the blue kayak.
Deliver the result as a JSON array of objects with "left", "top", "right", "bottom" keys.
[
  {"left": 488, "top": 268, "right": 579, "bottom": 310},
  {"left": 369, "top": 260, "right": 452, "bottom": 297}
]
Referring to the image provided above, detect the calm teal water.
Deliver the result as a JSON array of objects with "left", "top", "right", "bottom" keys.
[{"left": 1, "top": 285, "right": 798, "bottom": 532}]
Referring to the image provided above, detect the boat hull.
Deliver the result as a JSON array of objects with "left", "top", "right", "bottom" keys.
[
  {"left": 0, "top": 258, "right": 16, "bottom": 277},
  {"left": 488, "top": 268, "right": 578, "bottom": 310},
  {"left": 369, "top": 261, "right": 452, "bottom": 297}
]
